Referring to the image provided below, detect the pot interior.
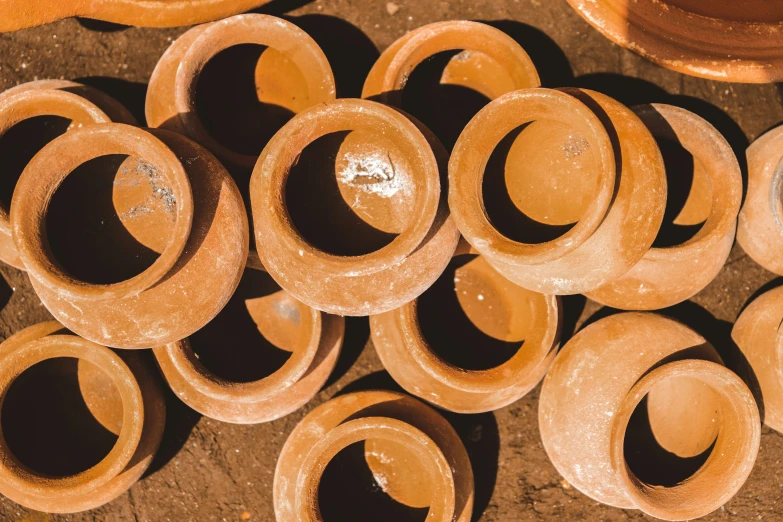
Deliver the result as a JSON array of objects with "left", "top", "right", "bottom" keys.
[{"left": 655, "top": 0, "right": 783, "bottom": 23}]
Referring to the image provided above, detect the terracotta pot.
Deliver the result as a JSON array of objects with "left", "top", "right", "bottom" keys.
[
  {"left": 11, "top": 123, "right": 248, "bottom": 348},
  {"left": 449, "top": 88, "right": 666, "bottom": 295},
  {"left": 0, "top": 322, "right": 165, "bottom": 513},
  {"left": 737, "top": 126, "right": 783, "bottom": 274},
  {"left": 567, "top": 0, "right": 783, "bottom": 83},
  {"left": 153, "top": 265, "right": 344, "bottom": 424},
  {"left": 371, "top": 239, "right": 559, "bottom": 413},
  {"left": 587, "top": 104, "right": 742, "bottom": 309},
  {"left": 0, "top": 0, "right": 273, "bottom": 31},
  {"left": 250, "top": 98, "right": 460, "bottom": 316},
  {"left": 0, "top": 80, "right": 135, "bottom": 270},
  {"left": 540, "top": 313, "right": 760, "bottom": 521},
  {"left": 274, "top": 390, "right": 473, "bottom": 522}
]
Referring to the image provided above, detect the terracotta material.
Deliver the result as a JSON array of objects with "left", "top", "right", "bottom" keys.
[
  {"left": 371, "top": 239, "right": 559, "bottom": 413},
  {"left": 153, "top": 265, "right": 344, "bottom": 424},
  {"left": 250, "top": 98, "right": 460, "bottom": 316},
  {"left": 0, "top": 0, "right": 273, "bottom": 31},
  {"left": 587, "top": 104, "right": 742, "bottom": 309},
  {"left": 0, "top": 322, "right": 165, "bottom": 513},
  {"left": 737, "top": 126, "right": 783, "bottom": 274},
  {"left": 449, "top": 88, "right": 666, "bottom": 295},
  {"left": 540, "top": 313, "right": 760, "bottom": 521},
  {"left": 11, "top": 123, "right": 248, "bottom": 348},
  {"left": 274, "top": 390, "right": 473, "bottom": 522},
  {"left": 567, "top": 0, "right": 783, "bottom": 83},
  {"left": 0, "top": 80, "right": 135, "bottom": 270}
]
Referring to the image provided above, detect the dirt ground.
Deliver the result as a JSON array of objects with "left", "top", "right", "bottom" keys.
[{"left": 1, "top": 0, "right": 783, "bottom": 520}]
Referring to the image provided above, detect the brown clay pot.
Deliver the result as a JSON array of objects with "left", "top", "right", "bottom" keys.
[
  {"left": 11, "top": 123, "right": 248, "bottom": 348},
  {"left": 152, "top": 265, "right": 344, "bottom": 424},
  {"left": 567, "top": 0, "right": 783, "bottom": 82},
  {"left": 250, "top": 98, "right": 460, "bottom": 316},
  {"left": 540, "top": 313, "right": 760, "bottom": 521},
  {"left": 0, "top": 80, "right": 136, "bottom": 270},
  {"left": 274, "top": 390, "right": 473, "bottom": 522},
  {"left": 371, "top": 240, "right": 559, "bottom": 413},
  {"left": 449, "top": 88, "right": 666, "bottom": 295},
  {"left": 0, "top": 322, "right": 165, "bottom": 513},
  {"left": 587, "top": 104, "right": 742, "bottom": 309},
  {"left": 737, "top": 126, "right": 783, "bottom": 274}
]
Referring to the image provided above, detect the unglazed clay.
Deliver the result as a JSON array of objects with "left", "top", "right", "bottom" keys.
[
  {"left": 567, "top": 0, "right": 783, "bottom": 83},
  {"left": 540, "top": 313, "right": 760, "bottom": 521},
  {"left": 11, "top": 124, "right": 248, "bottom": 348},
  {"left": 250, "top": 98, "right": 460, "bottom": 316},
  {"left": 449, "top": 88, "right": 666, "bottom": 295},
  {"left": 588, "top": 104, "right": 742, "bottom": 309},
  {"left": 274, "top": 390, "right": 473, "bottom": 522},
  {"left": 0, "top": 80, "right": 135, "bottom": 270},
  {"left": 0, "top": 322, "right": 165, "bottom": 513}
]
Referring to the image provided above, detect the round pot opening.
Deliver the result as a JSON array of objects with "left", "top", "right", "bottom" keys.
[{"left": 655, "top": 0, "right": 783, "bottom": 23}]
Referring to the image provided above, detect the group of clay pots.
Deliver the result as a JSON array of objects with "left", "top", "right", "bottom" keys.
[{"left": 0, "top": 11, "right": 781, "bottom": 522}]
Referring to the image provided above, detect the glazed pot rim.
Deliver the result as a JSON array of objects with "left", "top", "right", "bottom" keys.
[
  {"left": 609, "top": 358, "right": 760, "bottom": 521},
  {"left": 11, "top": 123, "right": 195, "bottom": 302},
  {"left": 0, "top": 334, "right": 144, "bottom": 499},
  {"left": 173, "top": 13, "right": 336, "bottom": 170},
  {"left": 449, "top": 87, "right": 616, "bottom": 266}
]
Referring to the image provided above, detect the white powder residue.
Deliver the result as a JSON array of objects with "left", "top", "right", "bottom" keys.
[{"left": 338, "top": 152, "right": 407, "bottom": 198}]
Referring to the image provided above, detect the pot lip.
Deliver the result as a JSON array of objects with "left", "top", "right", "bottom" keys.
[
  {"left": 0, "top": 333, "right": 145, "bottom": 499},
  {"left": 449, "top": 87, "right": 616, "bottom": 266},
  {"left": 566, "top": 0, "right": 783, "bottom": 83},
  {"left": 11, "top": 123, "right": 194, "bottom": 303},
  {"left": 609, "top": 358, "right": 761, "bottom": 520},
  {"left": 252, "top": 97, "right": 441, "bottom": 278},
  {"left": 172, "top": 13, "right": 336, "bottom": 170}
]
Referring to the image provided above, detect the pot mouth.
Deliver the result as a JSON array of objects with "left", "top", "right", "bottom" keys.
[
  {"left": 173, "top": 13, "right": 336, "bottom": 170},
  {"left": 449, "top": 88, "right": 616, "bottom": 266},
  {"left": 0, "top": 334, "right": 144, "bottom": 498},
  {"left": 610, "top": 359, "right": 760, "bottom": 520},
  {"left": 11, "top": 123, "right": 194, "bottom": 302}
]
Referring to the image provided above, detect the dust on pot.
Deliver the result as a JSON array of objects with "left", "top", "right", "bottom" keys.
[
  {"left": 11, "top": 123, "right": 248, "bottom": 348},
  {"left": 587, "top": 104, "right": 742, "bottom": 310},
  {"left": 274, "top": 390, "right": 473, "bottom": 522},
  {"left": 250, "top": 98, "right": 460, "bottom": 316},
  {"left": 540, "top": 313, "right": 760, "bottom": 521},
  {"left": 0, "top": 322, "right": 165, "bottom": 513}
]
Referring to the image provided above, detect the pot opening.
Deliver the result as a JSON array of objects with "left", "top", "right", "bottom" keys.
[
  {"left": 654, "top": 0, "right": 783, "bottom": 23},
  {"left": 482, "top": 121, "right": 600, "bottom": 244},
  {"left": 318, "top": 439, "right": 430, "bottom": 522},
  {"left": 46, "top": 153, "right": 175, "bottom": 285},
  {"left": 285, "top": 130, "right": 412, "bottom": 256},
  {"left": 195, "top": 43, "right": 307, "bottom": 158},
  {"left": 417, "top": 254, "right": 526, "bottom": 370},
  {"left": 623, "top": 375, "right": 720, "bottom": 487},
  {"left": 1, "top": 356, "right": 121, "bottom": 477},
  {"left": 187, "top": 269, "right": 296, "bottom": 383}
]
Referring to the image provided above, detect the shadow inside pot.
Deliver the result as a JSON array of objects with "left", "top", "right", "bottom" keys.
[{"left": 324, "top": 316, "right": 370, "bottom": 388}]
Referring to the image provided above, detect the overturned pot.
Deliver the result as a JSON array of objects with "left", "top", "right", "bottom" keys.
[
  {"left": 274, "top": 390, "right": 473, "bottom": 522},
  {"left": 540, "top": 312, "right": 760, "bottom": 521},
  {"left": 11, "top": 123, "right": 248, "bottom": 348},
  {"left": 0, "top": 322, "right": 165, "bottom": 513},
  {"left": 449, "top": 87, "right": 666, "bottom": 295}
]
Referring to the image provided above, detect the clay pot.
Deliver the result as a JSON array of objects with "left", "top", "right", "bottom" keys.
[
  {"left": 371, "top": 240, "right": 559, "bottom": 413},
  {"left": 250, "top": 98, "right": 460, "bottom": 316},
  {"left": 0, "top": 322, "right": 165, "bottom": 513},
  {"left": 737, "top": 126, "right": 783, "bottom": 274},
  {"left": 567, "top": 0, "right": 783, "bottom": 82},
  {"left": 0, "top": 0, "right": 273, "bottom": 31},
  {"left": 153, "top": 265, "right": 344, "bottom": 424},
  {"left": 587, "top": 104, "right": 742, "bottom": 309},
  {"left": 11, "top": 123, "right": 248, "bottom": 348},
  {"left": 449, "top": 88, "right": 666, "bottom": 295},
  {"left": 274, "top": 390, "right": 473, "bottom": 522},
  {"left": 0, "top": 80, "right": 135, "bottom": 270},
  {"left": 540, "top": 313, "right": 760, "bottom": 521}
]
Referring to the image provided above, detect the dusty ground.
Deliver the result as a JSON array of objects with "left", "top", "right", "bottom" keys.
[{"left": 0, "top": 0, "right": 783, "bottom": 520}]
